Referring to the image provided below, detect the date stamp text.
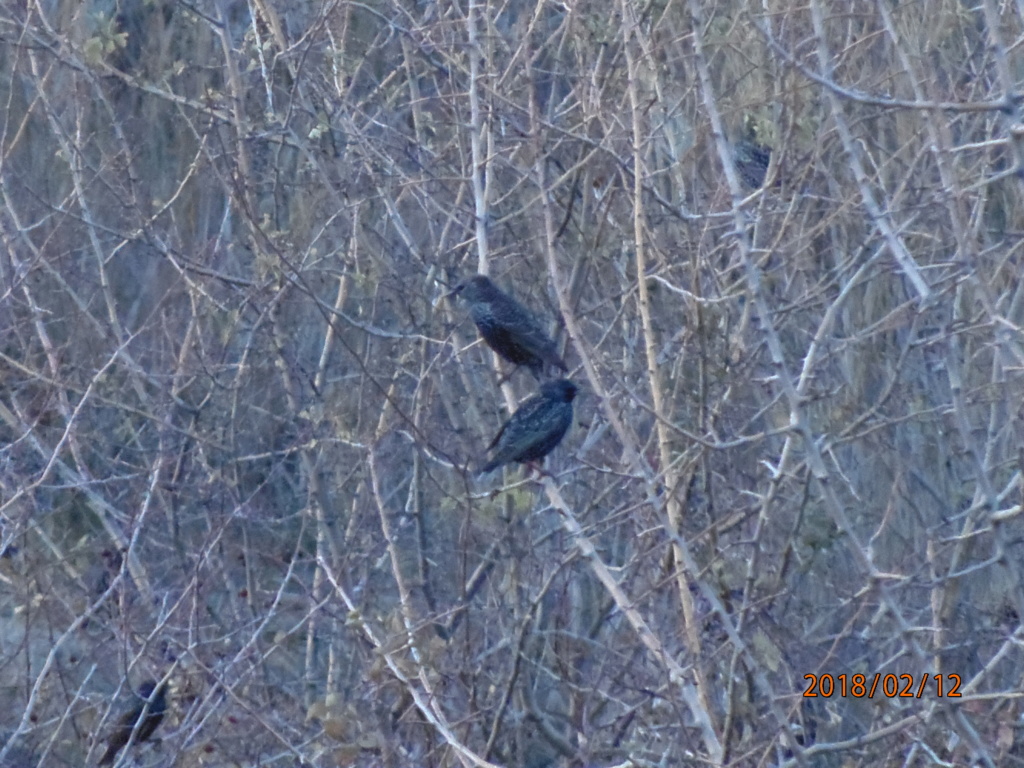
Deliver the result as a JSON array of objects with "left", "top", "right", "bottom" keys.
[{"left": 803, "top": 673, "right": 961, "bottom": 698}]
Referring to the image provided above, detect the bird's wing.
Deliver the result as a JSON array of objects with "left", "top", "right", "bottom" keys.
[
  {"left": 492, "top": 303, "right": 564, "bottom": 366},
  {"left": 488, "top": 297, "right": 541, "bottom": 334},
  {"left": 485, "top": 395, "right": 542, "bottom": 452},
  {"left": 488, "top": 398, "right": 553, "bottom": 457}
]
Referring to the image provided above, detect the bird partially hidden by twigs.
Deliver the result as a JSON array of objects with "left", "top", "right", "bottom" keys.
[
  {"left": 733, "top": 139, "right": 772, "bottom": 190},
  {"left": 97, "top": 680, "right": 168, "bottom": 766},
  {"left": 451, "top": 275, "right": 567, "bottom": 381},
  {"left": 480, "top": 379, "right": 577, "bottom": 474}
]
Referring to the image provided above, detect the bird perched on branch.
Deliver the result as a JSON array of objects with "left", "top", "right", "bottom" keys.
[
  {"left": 98, "top": 679, "right": 168, "bottom": 766},
  {"left": 481, "top": 379, "right": 577, "bottom": 473},
  {"left": 733, "top": 139, "right": 772, "bottom": 189},
  {"left": 451, "top": 275, "right": 567, "bottom": 380}
]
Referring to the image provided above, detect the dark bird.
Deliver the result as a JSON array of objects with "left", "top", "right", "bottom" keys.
[
  {"left": 451, "top": 275, "right": 567, "bottom": 380},
  {"left": 481, "top": 379, "right": 577, "bottom": 473},
  {"left": 733, "top": 140, "right": 772, "bottom": 189},
  {"left": 98, "top": 680, "right": 168, "bottom": 766}
]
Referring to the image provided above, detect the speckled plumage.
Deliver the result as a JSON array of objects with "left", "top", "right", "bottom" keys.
[
  {"left": 452, "top": 275, "right": 567, "bottom": 379},
  {"left": 98, "top": 680, "right": 168, "bottom": 766},
  {"left": 481, "top": 379, "right": 577, "bottom": 473},
  {"left": 734, "top": 140, "right": 772, "bottom": 189}
]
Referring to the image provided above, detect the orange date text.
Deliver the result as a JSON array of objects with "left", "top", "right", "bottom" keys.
[{"left": 803, "top": 673, "right": 961, "bottom": 699}]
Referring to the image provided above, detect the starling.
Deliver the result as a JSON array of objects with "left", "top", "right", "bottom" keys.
[
  {"left": 98, "top": 680, "right": 168, "bottom": 766},
  {"left": 733, "top": 140, "right": 772, "bottom": 189},
  {"left": 481, "top": 379, "right": 577, "bottom": 473},
  {"left": 452, "top": 275, "right": 567, "bottom": 379}
]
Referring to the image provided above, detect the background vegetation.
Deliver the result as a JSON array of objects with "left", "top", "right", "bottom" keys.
[{"left": 2, "top": 0, "right": 1024, "bottom": 765}]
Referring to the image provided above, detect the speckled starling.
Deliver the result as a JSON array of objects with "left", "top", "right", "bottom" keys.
[
  {"left": 481, "top": 379, "right": 577, "bottom": 473},
  {"left": 452, "top": 275, "right": 567, "bottom": 379},
  {"left": 733, "top": 140, "right": 772, "bottom": 189},
  {"left": 98, "top": 680, "right": 168, "bottom": 766}
]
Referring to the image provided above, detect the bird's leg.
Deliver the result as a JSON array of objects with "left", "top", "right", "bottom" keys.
[{"left": 525, "top": 461, "right": 552, "bottom": 478}]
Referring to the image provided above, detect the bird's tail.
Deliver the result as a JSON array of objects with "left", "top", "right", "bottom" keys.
[{"left": 528, "top": 352, "right": 568, "bottom": 380}]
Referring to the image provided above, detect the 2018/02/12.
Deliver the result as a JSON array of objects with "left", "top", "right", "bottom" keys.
[{"left": 803, "top": 673, "right": 962, "bottom": 698}]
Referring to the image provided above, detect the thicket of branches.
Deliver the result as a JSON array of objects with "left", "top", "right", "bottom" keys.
[{"left": 2, "top": 0, "right": 1024, "bottom": 765}]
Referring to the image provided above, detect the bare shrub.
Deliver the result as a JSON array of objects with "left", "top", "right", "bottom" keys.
[{"left": 2, "top": 0, "right": 1023, "bottom": 765}]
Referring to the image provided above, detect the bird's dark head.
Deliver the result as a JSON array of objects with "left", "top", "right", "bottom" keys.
[
  {"left": 541, "top": 379, "right": 577, "bottom": 403},
  {"left": 451, "top": 275, "right": 499, "bottom": 303}
]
